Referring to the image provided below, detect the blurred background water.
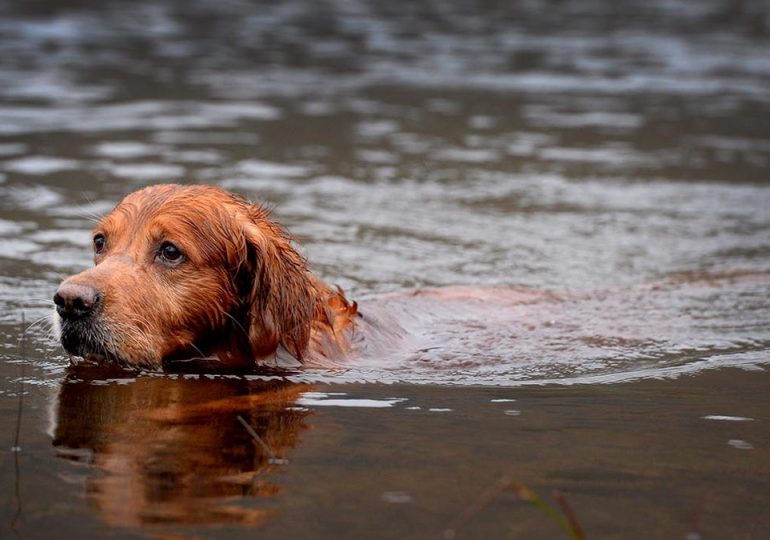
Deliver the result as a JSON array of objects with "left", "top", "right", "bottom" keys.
[{"left": 0, "top": 0, "right": 769, "bottom": 538}]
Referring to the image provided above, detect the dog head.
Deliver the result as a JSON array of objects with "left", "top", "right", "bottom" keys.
[{"left": 54, "top": 184, "right": 318, "bottom": 370}]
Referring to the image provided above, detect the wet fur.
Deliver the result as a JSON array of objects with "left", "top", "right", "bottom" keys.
[{"left": 56, "top": 184, "right": 358, "bottom": 370}]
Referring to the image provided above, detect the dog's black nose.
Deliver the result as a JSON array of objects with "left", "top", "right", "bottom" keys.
[{"left": 54, "top": 283, "right": 102, "bottom": 319}]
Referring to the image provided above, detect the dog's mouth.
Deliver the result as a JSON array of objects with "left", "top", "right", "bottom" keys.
[
  {"left": 58, "top": 316, "right": 122, "bottom": 365},
  {"left": 56, "top": 310, "right": 254, "bottom": 373},
  {"left": 57, "top": 313, "right": 212, "bottom": 371}
]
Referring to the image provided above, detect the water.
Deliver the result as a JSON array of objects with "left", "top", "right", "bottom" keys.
[{"left": 1, "top": 0, "right": 769, "bottom": 537}]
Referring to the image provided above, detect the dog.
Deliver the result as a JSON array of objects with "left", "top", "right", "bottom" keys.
[{"left": 53, "top": 183, "right": 382, "bottom": 371}]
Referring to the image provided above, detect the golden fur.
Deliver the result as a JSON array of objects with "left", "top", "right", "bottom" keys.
[{"left": 55, "top": 184, "right": 358, "bottom": 370}]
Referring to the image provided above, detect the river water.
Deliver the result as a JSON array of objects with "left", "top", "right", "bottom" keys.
[{"left": 0, "top": 0, "right": 769, "bottom": 538}]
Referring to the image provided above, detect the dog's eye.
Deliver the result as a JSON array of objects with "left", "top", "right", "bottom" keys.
[
  {"left": 158, "top": 242, "right": 184, "bottom": 264},
  {"left": 93, "top": 234, "right": 106, "bottom": 254}
]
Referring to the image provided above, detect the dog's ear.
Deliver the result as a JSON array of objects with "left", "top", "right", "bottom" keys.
[{"left": 237, "top": 205, "right": 316, "bottom": 362}]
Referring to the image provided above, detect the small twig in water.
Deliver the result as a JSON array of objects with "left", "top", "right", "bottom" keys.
[
  {"left": 11, "top": 313, "right": 28, "bottom": 536},
  {"left": 13, "top": 312, "right": 26, "bottom": 451},
  {"left": 236, "top": 415, "right": 288, "bottom": 465}
]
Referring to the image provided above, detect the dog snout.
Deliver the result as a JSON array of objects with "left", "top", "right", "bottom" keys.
[{"left": 54, "top": 283, "right": 102, "bottom": 319}]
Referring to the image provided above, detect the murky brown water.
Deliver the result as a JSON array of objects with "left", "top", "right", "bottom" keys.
[{"left": 1, "top": 0, "right": 769, "bottom": 538}]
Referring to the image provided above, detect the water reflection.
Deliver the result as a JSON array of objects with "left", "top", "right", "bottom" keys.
[{"left": 51, "top": 366, "right": 311, "bottom": 528}]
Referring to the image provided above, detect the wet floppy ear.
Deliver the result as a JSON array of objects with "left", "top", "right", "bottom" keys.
[{"left": 238, "top": 207, "right": 316, "bottom": 362}]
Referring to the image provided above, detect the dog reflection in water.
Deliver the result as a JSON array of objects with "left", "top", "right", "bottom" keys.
[{"left": 51, "top": 365, "right": 311, "bottom": 528}]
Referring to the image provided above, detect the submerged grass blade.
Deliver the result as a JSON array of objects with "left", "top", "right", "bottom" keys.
[
  {"left": 510, "top": 482, "right": 584, "bottom": 540},
  {"left": 554, "top": 490, "right": 586, "bottom": 540},
  {"left": 440, "top": 477, "right": 586, "bottom": 540},
  {"left": 441, "top": 475, "right": 515, "bottom": 539}
]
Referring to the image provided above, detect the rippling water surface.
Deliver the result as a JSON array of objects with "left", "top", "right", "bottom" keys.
[{"left": 0, "top": 0, "right": 769, "bottom": 538}]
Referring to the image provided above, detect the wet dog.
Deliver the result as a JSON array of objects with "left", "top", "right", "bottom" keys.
[{"left": 54, "top": 184, "right": 364, "bottom": 370}]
